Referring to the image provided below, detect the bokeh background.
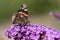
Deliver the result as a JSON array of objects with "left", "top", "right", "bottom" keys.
[{"left": 0, "top": 0, "right": 60, "bottom": 40}]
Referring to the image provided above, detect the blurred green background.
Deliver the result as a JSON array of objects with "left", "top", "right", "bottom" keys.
[{"left": 0, "top": 0, "right": 60, "bottom": 40}]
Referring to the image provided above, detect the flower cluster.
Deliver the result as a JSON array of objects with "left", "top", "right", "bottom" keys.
[{"left": 4, "top": 24, "right": 60, "bottom": 40}]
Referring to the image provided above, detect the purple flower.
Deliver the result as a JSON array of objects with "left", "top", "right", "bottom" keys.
[
  {"left": 49, "top": 11, "right": 53, "bottom": 16},
  {"left": 4, "top": 24, "right": 60, "bottom": 40},
  {"left": 49, "top": 11, "right": 60, "bottom": 20}
]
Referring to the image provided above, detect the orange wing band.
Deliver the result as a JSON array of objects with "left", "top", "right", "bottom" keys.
[{"left": 20, "top": 13, "right": 28, "bottom": 17}]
